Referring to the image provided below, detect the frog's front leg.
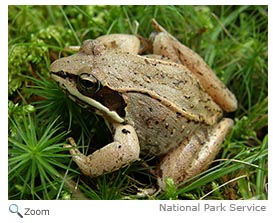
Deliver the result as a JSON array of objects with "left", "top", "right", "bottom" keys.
[
  {"left": 157, "top": 118, "right": 233, "bottom": 190},
  {"left": 66, "top": 124, "right": 140, "bottom": 177}
]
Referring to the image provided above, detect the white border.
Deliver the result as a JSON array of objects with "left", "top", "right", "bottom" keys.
[
  {"left": 3, "top": 1, "right": 272, "bottom": 222},
  {"left": 5, "top": 0, "right": 273, "bottom": 5}
]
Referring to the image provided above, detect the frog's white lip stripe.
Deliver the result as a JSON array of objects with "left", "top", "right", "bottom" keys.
[{"left": 52, "top": 74, "right": 125, "bottom": 123}]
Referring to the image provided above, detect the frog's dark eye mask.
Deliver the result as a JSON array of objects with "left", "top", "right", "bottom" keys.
[
  {"left": 51, "top": 71, "right": 126, "bottom": 121},
  {"left": 76, "top": 72, "right": 126, "bottom": 118}
]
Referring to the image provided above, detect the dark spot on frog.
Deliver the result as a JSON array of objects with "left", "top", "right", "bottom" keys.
[
  {"left": 122, "top": 128, "right": 131, "bottom": 134},
  {"left": 176, "top": 112, "right": 182, "bottom": 117},
  {"left": 170, "top": 129, "right": 175, "bottom": 136},
  {"left": 204, "top": 105, "right": 212, "bottom": 112},
  {"left": 118, "top": 156, "right": 124, "bottom": 162},
  {"left": 145, "top": 118, "right": 151, "bottom": 126}
]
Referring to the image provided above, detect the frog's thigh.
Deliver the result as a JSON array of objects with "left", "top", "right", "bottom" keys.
[
  {"left": 68, "top": 124, "right": 140, "bottom": 177},
  {"left": 157, "top": 118, "right": 234, "bottom": 190},
  {"left": 151, "top": 20, "right": 237, "bottom": 112}
]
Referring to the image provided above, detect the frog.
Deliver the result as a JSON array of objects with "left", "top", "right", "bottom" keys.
[{"left": 50, "top": 19, "right": 237, "bottom": 190}]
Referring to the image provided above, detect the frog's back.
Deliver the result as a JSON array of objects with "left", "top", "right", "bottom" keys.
[{"left": 99, "top": 51, "right": 223, "bottom": 126}]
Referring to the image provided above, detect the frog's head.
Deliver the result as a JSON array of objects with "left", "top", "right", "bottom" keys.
[{"left": 50, "top": 40, "right": 126, "bottom": 123}]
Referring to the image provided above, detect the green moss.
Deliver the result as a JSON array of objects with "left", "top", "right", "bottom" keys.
[{"left": 8, "top": 5, "right": 268, "bottom": 200}]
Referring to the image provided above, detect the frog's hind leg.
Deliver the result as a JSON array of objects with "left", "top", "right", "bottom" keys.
[
  {"left": 157, "top": 118, "right": 233, "bottom": 190},
  {"left": 151, "top": 19, "right": 237, "bottom": 113},
  {"left": 66, "top": 124, "right": 140, "bottom": 177}
]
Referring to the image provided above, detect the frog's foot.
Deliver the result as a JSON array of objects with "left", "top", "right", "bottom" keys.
[
  {"left": 157, "top": 118, "right": 234, "bottom": 190},
  {"left": 66, "top": 124, "right": 140, "bottom": 177}
]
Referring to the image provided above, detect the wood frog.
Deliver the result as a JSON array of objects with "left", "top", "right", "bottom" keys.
[{"left": 50, "top": 19, "right": 237, "bottom": 190}]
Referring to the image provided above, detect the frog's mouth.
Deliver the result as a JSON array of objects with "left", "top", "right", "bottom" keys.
[{"left": 51, "top": 71, "right": 126, "bottom": 123}]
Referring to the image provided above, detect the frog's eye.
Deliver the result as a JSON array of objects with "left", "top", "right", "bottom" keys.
[{"left": 78, "top": 73, "right": 101, "bottom": 94}]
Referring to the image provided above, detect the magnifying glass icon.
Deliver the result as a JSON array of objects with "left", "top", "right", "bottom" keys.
[{"left": 9, "top": 204, "right": 23, "bottom": 218}]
